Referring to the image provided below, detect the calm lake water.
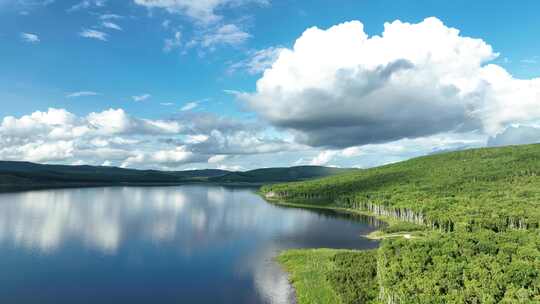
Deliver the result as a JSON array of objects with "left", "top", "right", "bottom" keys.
[{"left": 0, "top": 185, "right": 382, "bottom": 304}]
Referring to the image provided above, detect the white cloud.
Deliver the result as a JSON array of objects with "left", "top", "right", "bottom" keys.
[
  {"left": 200, "top": 24, "right": 250, "bottom": 49},
  {"left": 20, "top": 32, "right": 40, "bottom": 43},
  {"left": 0, "top": 108, "right": 303, "bottom": 169},
  {"left": 163, "top": 31, "right": 181, "bottom": 52},
  {"left": 122, "top": 146, "right": 205, "bottom": 168},
  {"left": 309, "top": 150, "right": 338, "bottom": 166},
  {"left": 0, "top": 108, "right": 185, "bottom": 165},
  {"left": 341, "top": 146, "right": 362, "bottom": 157},
  {"left": 9, "top": 0, "right": 55, "bottom": 8},
  {"left": 68, "top": 0, "right": 106, "bottom": 12},
  {"left": 228, "top": 46, "right": 284, "bottom": 74},
  {"left": 102, "top": 21, "right": 122, "bottom": 31},
  {"left": 0, "top": 108, "right": 180, "bottom": 140},
  {"left": 100, "top": 13, "right": 122, "bottom": 19},
  {"left": 133, "top": 0, "right": 268, "bottom": 24},
  {"left": 294, "top": 132, "right": 485, "bottom": 169},
  {"left": 185, "top": 134, "right": 209, "bottom": 144},
  {"left": 87, "top": 108, "right": 182, "bottom": 135},
  {"left": 208, "top": 154, "right": 228, "bottom": 163},
  {"left": 132, "top": 94, "right": 151, "bottom": 102},
  {"left": 216, "top": 164, "right": 244, "bottom": 171},
  {"left": 488, "top": 125, "right": 540, "bottom": 146},
  {"left": 66, "top": 91, "right": 100, "bottom": 98},
  {"left": 79, "top": 29, "right": 108, "bottom": 41},
  {"left": 240, "top": 17, "right": 540, "bottom": 148},
  {"left": 16, "top": 141, "right": 75, "bottom": 162},
  {"left": 181, "top": 101, "right": 199, "bottom": 111},
  {"left": 160, "top": 102, "right": 174, "bottom": 106}
]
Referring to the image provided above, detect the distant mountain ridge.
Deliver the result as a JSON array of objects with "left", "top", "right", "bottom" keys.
[
  {"left": 211, "top": 166, "right": 354, "bottom": 184},
  {"left": 0, "top": 161, "right": 353, "bottom": 191}
]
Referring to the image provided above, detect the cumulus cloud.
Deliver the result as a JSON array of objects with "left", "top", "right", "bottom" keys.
[
  {"left": 20, "top": 32, "right": 40, "bottom": 43},
  {"left": 0, "top": 108, "right": 183, "bottom": 164},
  {"left": 167, "top": 112, "right": 305, "bottom": 156},
  {"left": 0, "top": 108, "right": 302, "bottom": 169},
  {"left": 87, "top": 108, "right": 182, "bottom": 135},
  {"left": 122, "top": 146, "right": 205, "bottom": 168},
  {"left": 79, "top": 29, "right": 108, "bottom": 41},
  {"left": 240, "top": 17, "right": 540, "bottom": 148},
  {"left": 488, "top": 125, "right": 540, "bottom": 147},
  {"left": 297, "top": 132, "right": 485, "bottom": 168},
  {"left": 133, "top": 0, "right": 268, "bottom": 24},
  {"left": 309, "top": 150, "right": 338, "bottom": 166}
]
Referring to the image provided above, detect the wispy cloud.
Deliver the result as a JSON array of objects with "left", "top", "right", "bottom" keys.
[
  {"left": 67, "top": 0, "right": 106, "bottom": 13},
  {"left": 181, "top": 101, "right": 199, "bottom": 111},
  {"left": 66, "top": 91, "right": 100, "bottom": 98},
  {"left": 132, "top": 94, "right": 151, "bottom": 102},
  {"left": 163, "top": 31, "right": 182, "bottom": 53},
  {"left": 100, "top": 13, "right": 122, "bottom": 20},
  {"left": 162, "top": 19, "right": 171, "bottom": 29},
  {"left": 200, "top": 24, "right": 250, "bottom": 49},
  {"left": 20, "top": 32, "right": 40, "bottom": 43},
  {"left": 102, "top": 21, "right": 122, "bottom": 31},
  {"left": 79, "top": 29, "right": 108, "bottom": 41},
  {"left": 14, "top": 0, "right": 55, "bottom": 9},
  {"left": 133, "top": 0, "right": 268, "bottom": 24},
  {"left": 160, "top": 102, "right": 174, "bottom": 106},
  {"left": 520, "top": 57, "right": 539, "bottom": 64},
  {"left": 228, "top": 46, "right": 284, "bottom": 74}
]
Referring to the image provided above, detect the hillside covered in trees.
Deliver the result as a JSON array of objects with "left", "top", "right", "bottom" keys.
[
  {"left": 0, "top": 161, "right": 350, "bottom": 191},
  {"left": 262, "top": 144, "right": 540, "bottom": 303}
]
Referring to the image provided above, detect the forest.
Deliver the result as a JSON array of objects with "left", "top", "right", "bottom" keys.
[
  {"left": 262, "top": 143, "right": 540, "bottom": 303},
  {"left": 0, "top": 161, "right": 349, "bottom": 190}
]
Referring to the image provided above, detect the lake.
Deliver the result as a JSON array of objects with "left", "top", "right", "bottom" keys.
[{"left": 0, "top": 185, "right": 382, "bottom": 304}]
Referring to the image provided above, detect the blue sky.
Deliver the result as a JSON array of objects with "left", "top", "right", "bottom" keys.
[{"left": 1, "top": 0, "right": 539, "bottom": 170}]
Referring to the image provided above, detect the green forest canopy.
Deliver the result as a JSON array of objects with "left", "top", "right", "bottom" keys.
[{"left": 263, "top": 144, "right": 540, "bottom": 303}]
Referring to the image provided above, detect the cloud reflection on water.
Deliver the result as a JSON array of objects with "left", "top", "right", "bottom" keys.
[
  {"left": 0, "top": 186, "right": 381, "bottom": 304},
  {"left": 0, "top": 186, "right": 330, "bottom": 254}
]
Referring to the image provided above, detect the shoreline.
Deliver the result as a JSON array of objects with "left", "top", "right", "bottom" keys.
[
  {"left": 0, "top": 181, "right": 271, "bottom": 194},
  {"left": 262, "top": 197, "right": 422, "bottom": 240},
  {"left": 263, "top": 197, "right": 424, "bottom": 304}
]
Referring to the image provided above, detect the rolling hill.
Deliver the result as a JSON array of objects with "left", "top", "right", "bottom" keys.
[
  {"left": 210, "top": 166, "right": 354, "bottom": 184},
  {"left": 0, "top": 161, "right": 350, "bottom": 190},
  {"left": 263, "top": 143, "right": 540, "bottom": 303}
]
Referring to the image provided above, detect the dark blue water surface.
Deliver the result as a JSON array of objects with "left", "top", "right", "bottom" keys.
[{"left": 0, "top": 185, "right": 382, "bottom": 304}]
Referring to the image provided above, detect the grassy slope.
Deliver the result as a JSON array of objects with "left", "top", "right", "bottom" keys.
[
  {"left": 264, "top": 144, "right": 540, "bottom": 303},
  {"left": 278, "top": 249, "right": 379, "bottom": 304},
  {"left": 278, "top": 249, "right": 343, "bottom": 304}
]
